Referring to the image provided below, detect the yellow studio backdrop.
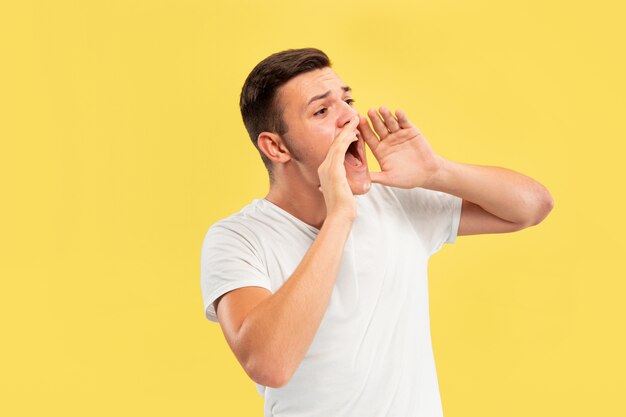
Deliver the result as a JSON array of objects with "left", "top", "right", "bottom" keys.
[{"left": 1, "top": 0, "right": 624, "bottom": 416}]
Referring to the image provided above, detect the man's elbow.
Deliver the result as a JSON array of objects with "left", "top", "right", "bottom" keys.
[
  {"left": 527, "top": 186, "right": 555, "bottom": 227},
  {"left": 244, "top": 353, "right": 293, "bottom": 389}
]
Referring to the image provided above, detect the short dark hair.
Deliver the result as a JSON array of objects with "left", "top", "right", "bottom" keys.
[{"left": 239, "top": 48, "right": 331, "bottom": 177}]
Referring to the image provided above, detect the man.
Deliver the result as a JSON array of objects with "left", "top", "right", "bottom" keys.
[{"left": 200, "top": 48, "right": 553, "bottom": 416}]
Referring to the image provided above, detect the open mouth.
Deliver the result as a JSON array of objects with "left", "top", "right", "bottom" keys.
[{"left": 344, "top": 134, "right": 364, "bottom": 168}]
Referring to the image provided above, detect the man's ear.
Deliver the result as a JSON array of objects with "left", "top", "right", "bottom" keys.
[{"left": 257, "top": 132, "right": 292, "bottom": 164}]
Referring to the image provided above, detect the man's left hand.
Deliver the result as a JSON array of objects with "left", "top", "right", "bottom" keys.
[{"left": 358, "top": 106, "right": 444, "bottom": 189}]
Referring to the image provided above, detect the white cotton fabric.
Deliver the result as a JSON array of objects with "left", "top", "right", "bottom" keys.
[{"left": 200, "top": 183, "right": 462, "bottom": 417}]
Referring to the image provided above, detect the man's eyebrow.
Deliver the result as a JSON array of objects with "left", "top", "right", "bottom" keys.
[
  {"left": 306, "top": 86, "right": 352, "bottom": 107},
  {"left": 307, "top": 91, "right": 330, "bottom": 107}
]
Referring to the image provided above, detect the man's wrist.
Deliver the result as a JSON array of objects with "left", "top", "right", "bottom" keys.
[
  {"left": 422, "top": 155, "right": 453, "bottom": 192},
  {"left": 322, "top": 211, "right": 355, "bottom": 231}
]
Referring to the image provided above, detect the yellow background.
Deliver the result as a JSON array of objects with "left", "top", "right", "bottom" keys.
[{"left": 1, "top": 0, "right": 624, "bottom": 416}]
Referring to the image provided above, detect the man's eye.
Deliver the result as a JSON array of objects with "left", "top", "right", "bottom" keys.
[
  {"left": 314, "top": 108, "right": 327, "bottom": 116},
  {"left": 345, "top": 99, "right": 355, "bottom": 105}
]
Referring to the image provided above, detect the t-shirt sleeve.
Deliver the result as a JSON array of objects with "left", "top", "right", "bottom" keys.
[
  {"left": 388, "top": 186, "right": 463, "bottom": 256},
  {"left": 200, "top": 222, "right": 272, "bottom": 323}
]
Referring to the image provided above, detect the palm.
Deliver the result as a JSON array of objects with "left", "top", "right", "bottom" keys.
[{"left": 358, "top": 107, "right": 443, "bottom": 189}]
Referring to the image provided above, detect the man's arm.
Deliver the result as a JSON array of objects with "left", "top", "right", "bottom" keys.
[
  {"left": 358, "top": 107, "right": 554, "bottom": 234},
  {"left": 215, "top": 215, "right": 352, "bottom": 388},
  {"left": 213, "top": 116, "right": 361, "bottom": 389},
  {"left": 423, "top": 160, "right": 554, "bottom": 235}
]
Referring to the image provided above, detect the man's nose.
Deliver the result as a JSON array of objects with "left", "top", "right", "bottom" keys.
[{"left": 337, "top": 104, "right": 359, "bottom": 128}]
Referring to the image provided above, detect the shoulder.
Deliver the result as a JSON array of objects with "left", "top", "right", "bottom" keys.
[
  {"left": 202, "top": 199, "right": 269, "bottom": 252},
  {"left": 363, "top": 183, "right": 461, "bottom": 217},
  {"left": 363, "top": 183, "right": 447, "bottom": 206}
]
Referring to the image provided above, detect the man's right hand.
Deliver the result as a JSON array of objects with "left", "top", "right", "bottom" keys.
[{"left": 317, "top": 115, "right": 360, "bottom": 222}]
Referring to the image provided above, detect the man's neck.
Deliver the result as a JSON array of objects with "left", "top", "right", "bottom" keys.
[{"left": 265, "top": 183, "right": 328, "bottom": 230}]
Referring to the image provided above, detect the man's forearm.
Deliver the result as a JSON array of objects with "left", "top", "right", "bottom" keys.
[
  {"left": 237, "top": 214, "right": 353, "bottom": 388},
  {"left": 424, "top": 157, "right": 554, "bottom": 226}
]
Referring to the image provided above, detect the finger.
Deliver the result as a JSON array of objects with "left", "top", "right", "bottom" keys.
[
  {"left": 358, "top": 115, "right": 380, "bottom": 152},
  {"left": 367, "top": 108, "right": 390, "bottom": 139},
  {"left": 379, "top": 106, "right": 400, "bottom": 132},
  {"left": 395, "top": 108, "right": 415, "bottom": 129},
  {"left": 328, "top": 116, "right": 359, "bottom": 158}
]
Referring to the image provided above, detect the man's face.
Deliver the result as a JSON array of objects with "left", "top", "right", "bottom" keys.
[{"left": 277, "top": 67, "right": 371, "bottom": 195}]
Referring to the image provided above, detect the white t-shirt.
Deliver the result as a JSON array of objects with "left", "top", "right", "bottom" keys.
[{"left": 200, "top": 183, "right": 462, "bottom": 417}]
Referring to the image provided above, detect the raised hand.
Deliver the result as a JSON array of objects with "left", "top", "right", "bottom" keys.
[
  {"left": 317, "top": 115, "right": 360, "bottom": 221},
  {"left": 358, "top": 106, "right": 444, "bottom": 189}
]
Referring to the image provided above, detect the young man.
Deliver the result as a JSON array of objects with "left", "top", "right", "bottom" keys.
[{"left": 200, "top": 48, "right": 553, "bottom": 416}]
